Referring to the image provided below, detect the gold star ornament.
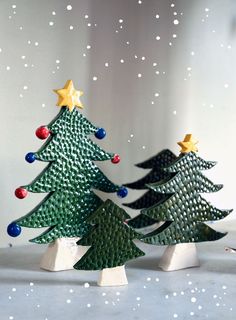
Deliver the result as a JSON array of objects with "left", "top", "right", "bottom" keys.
[
  {"left": 54, "top": 80, "right": 83, "bottom": 112},
  {"left": 178, "top": 134, "right": 198, "bottom": 154}
]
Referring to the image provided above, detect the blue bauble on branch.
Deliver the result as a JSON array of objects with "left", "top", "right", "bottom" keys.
[
  {"left": 7, "top": 222, "right": 21, "bottom": 237},
  {"left": 25, "top": 152, "right": 36, "bottom": 163},
  {"left": 117, "top": 186, "right": 128, "bottom": 198},
  {"left": 95, "top": 128, "right": 106, "bottom": 139}
]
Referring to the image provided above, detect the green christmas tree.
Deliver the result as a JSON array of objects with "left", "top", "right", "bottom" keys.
[
  {"left": 124, "top": 149, "right": 177, "bottom": 229},
  {"left": 74, "top": 199, "right": 145, "bottom": 271},
  {"left": 140, "top": 134, "right": 232, "bottom": 245},
  {"left": 9, "top": 80, "right": 127, "bottom": 244}
]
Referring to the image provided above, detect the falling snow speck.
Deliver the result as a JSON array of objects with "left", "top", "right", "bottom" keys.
[
  {"left": 93, "top": 76, "right": 98, "bottom": 81},
  {"left": 173, "top": 314, "right": 178, "bottom": 318},
  {"left": 205, "top": 8, "right": 210, "bottom": 12},
  {"left": 156, "top": 14, "right": 159, "bottom": 19},
  {"left": 67, "top": 5, "right": 72, "bottom": 10},
  {"left": 105, "top": 62, "right": 109, "bottom": 67},
  {"left": 173, "top": 19, "right": 179, "bottom": 25},
  {"left": 84, "top": 282, "right": 90, "bottom": 288},
  {"left": 49, "top": 21, "right": 54, "bottom": 26},
  {"left": 52, "top": 11, "right": 56, "bottom": 15},
  {"left": 119, "top": 19, "right": 123, "bottom": 23},
  {"left": 120, "top": 59, "right": 124, "bottom": 63},
  {"left": 141, "top": 56, "right": 145, "bottom": 60},
  {"left": 138, "top": 73, "right": 142, "bottom": 78},
  {"left": 190, "top": 312, "right": 194, "bottom": 316},
  {"left": 35, "top": 42, "right": 39, "bottom": 46},
  {"left": 105, "top": 301, "right": 109, "bottom": 305},
  {"left": 69, "top": 25, "right": 74, "bottom": 30},
  {"left": 87, "top": 303, "right": 91, "bottom": 308},
  {"left": 136, "top": 297, "right": 141, "bottom": 301},
  {"left": 9, "top": 317, "right": 14, "bottom": 320},
  {"left": 66, "top": 299, "right": 71, "bottom": 304},
  {"left": 191, "top": 297, "right": 197, "bottom": 303},
  {"left": 86, "top": 45, "right": 91, "bottom": 49},
  {"left": 173, "top": 34, "right": 177, "bottom": 38},
  {"left": 155, "top": 93, "right": 159, "bottom": 97},
  {"left": 224, "top": 84, "right": 229, "bottom": 88},
  {"left": 171, "top": 3, "right": 175, "bottom": 7},
  {"left": 6, "top": 66, "right": 10, "bottom": 71},
  {"left": 156, "top": 35, "right": 161, "bottom": 40},
  {"left": 138, "top": 0, "right": 142, "bottom": 4},
  {"left": 12, "top": 288, "right": 16, "bottom": 292}
]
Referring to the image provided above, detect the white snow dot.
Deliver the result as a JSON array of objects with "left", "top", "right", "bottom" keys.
[
  {"left": 205, "top": 8, "right": 210, "bottom": 12},
  {"left": 180, "top": 291, "right": 184, "bottom": 295},
  {"left": 173, "top": 12, "right": 177, "bottom": 15},
  {"left": 19, "top": 94, "right": 23, "bottom": 98},
  {"left": 130, "top": 134, "right": 134, "bottom": 137},
  {"left": 23, "top": 86, "right": 28, "bottom": 90},
  {"left": 191, "top": 297, "right": 197, "bottom": 303},
  {"left": 69, "top": 25, "right": 74, "bottom": 30},
  {"left": 12, "top": 5, "right": 16, "bottom": 8},
  {"left": 42, "top": 103, "right": 46, "bottom": 108},
  {"left": 12, "top": 288, "right": 16, "bottom": 292},
  {"left": 190, "top": 312, "right": 194, "bottom": 316},
  {"left": 84, "top": 282, "right": 90, "bottom": 288},
  {"left": 93, "top": 76, "right": 97, "bottom": 81},
  {"left": 155, "top": 70, "right": 160, "bottom": 75},
  {"left": 66, "top": 299, "right": 71, "bottom": 304},
  {"left": 173, "top": 19, "right": 179, "bottom": 25},
  {"left": 67, "top": 5, "right": 72, "bottom": 10},
  {"left": 24, "top": 64, "right": 28, "bottom": 67},
  {"left": 49, "top": 21, "right": 54, "bottom": 26},
  {"left": 190, "top": 51, "right": 195, "bottom": 56},
  {"left": 173, "top": 110, "right": 177, "bottom": 115},
  {"left": 216, "top": 303, "right": 220, "bottom": 307},
  {"left": 151, "top": 101, "right": 154, "bottom": 105},
  {"left": 171, "top": 3, "right": 175, "bottom": 7},
  {"left": 198, "top": 305, "right": 202, "bottom": 310},
  {"left": 105, "top": 62, "right": 109, "bottom": 67},
  {"left": 188, "top": 281, "right": 192, "bottom": 285},
  {"left": 165, "top": 295, "right": 169, "bottom": 299},
  {"left": 156, "top": 14, "right": 160, "bottom": 19},
  {"left": 0, "top": 48, "right": 2, "bottom": 52},
  {"left": 173, "top": 34, "right": 177, "bottom": 38},
  {"left": 213, "top": 294, "right": 218, "bottom": 298},
  {"left": 19, "top": 26, "right": 23, "bottom": 30},
  {"left": 9, "top": 296, "right": 12, "bottom": 300},
  {"left": 116, "top": 292, "right": 120, "bottom": 296},
  {"left": 35, "top": 42, "right": 39, "bottom": 46},
  {"left": 155, "top": 278, "right": 159, "bottom": 282},
  {"left": 126, "top": 41, "right": 130, "bottom": 45},
  {"left": 86, "top": 45, "right": 91, "bottom": 49},
  {"left": 119, "top": 19, "right": 123, "bottom": 23},
  {"left": 56, "top": 59, "right": 60, "bottom": 64},
  {"left": 169, "top": 42, "right": 172, "bottom": 46},
  {"left": 141, "top": 56, "right": 146, "bottom": 60},
  {"left": 227, "top": 45, "right": 232, "bottom": 49},
  {"left": 105, "top": 301, "right": 109, "bottom": 304},
  {"left": 138, "top": 0, "right": 142, "bottom": 4},
  {"left": 102, "top": 292, "right": 106, "bottom": 296},
  {"left": 155, "top": 92, "right": 159, "bottom": 97},
  {"left": 120, "top": 59, "right": 124, "bottom": 63},
  {"left": 9, "top": 317, "right": 14, "bottom": 320},
  {"left": 138, "top": 73, "right": 142, "bottom": 78},
  {"left": 69, "top": 289, "right": 74, "bottom": 293},
  {"left": 83, "top": 53, "right": 86, "bottom": 57},
  {"left": 156, "top": 35, "right": 161, "bottom": 40},
  {"left": 187, "top": 67, "right": 192, "bottom": 71},
  {"left": 6, "top": 66, "right": 10, "bottom": 71},
  {"left": 52, "top": 11, "right": 56, "bottom": 15},
  {"left": 153, "top": 62, "right": 157, "bottom": 66},
  {"left": 224, "top": 83, "right": 229, "bottom": 88},
  {"left": 134, "top": 55, "right": 138, "bottom": 59},
  {"left": 88, "top": 23, "right": 91, "bottom": 27},
  {"left": 85, "top": 14, "right": 89, "bottom": 19},
  {"left": 87, "top": 303, "right": 91, "bottom": 308},
  {"left": 136, "top": 297, "right": 141, "bottom": 301},
  {"left": 173, "top": 314, "right": 178, "bottom": 318},
  {"left": 21, "top": 55, "right": 26, "bottom": 59},
  {"left": 222, "top": 285, "right": 227, "bottom": 290}
]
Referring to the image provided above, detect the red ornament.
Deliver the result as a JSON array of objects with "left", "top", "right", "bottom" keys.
[
  {"left": 15, "top": 188, "right": 28, "bottom": 199},
  {"left": 35, "top": 126, "right": 50, "bottom": 140},
  {"left": 111, "top": 154, "right": 120, "bottom": 164}
]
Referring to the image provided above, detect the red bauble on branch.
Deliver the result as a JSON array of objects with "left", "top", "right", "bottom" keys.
[
  {"left": 111, "top": 154, "right": 120, "bottom": 164},
  {"left": 15, "top": 188, "right": 28, "bottom": 199},
  {"left": 35, "top": 126, "right": 50, "bottom": 140}
]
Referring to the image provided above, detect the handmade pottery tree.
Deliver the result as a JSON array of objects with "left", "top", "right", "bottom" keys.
[
  {"left": 7, "top": 80, "right": 128, "bottom": 271},
  {"left": 124, "top": 149, "right": 177, "bottom": 229},
  {"left": 140, "top": 134, "right": 232, "bottom": 271},
  {"left": 74, "top": 199, "right": 145, "bottom": 286}
]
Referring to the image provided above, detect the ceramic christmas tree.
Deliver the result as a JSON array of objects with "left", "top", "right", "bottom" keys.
[
  {"left": 74, "top": 199, "right": 145, "bottom": 286},
  {"left": 7, "top": 80, "right": 128, "bottom": 271},
  {"left": 140, "top": 134, "right": 232, "bottom": 271},
  {"left": 124, "top": 149, "right": 177, "bottom": 229}
]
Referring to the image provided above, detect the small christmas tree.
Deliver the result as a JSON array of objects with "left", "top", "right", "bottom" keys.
[
  {"left": 124, "top": 149, "right": 177, "bottom": 229},
  {"left": 140, "top": 134, "right": 232, "bottom": 271},
  {"left": 8, "top": 80, "right": 128, "bottom": 271},
  {"left": 74, "top": 199, "right": 145, "bottom": 286}
]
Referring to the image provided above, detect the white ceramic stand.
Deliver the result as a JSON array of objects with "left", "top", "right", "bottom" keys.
[
  {"left": 98, "top": 265, "right": 128, "bottom": 287},
  {"left": 40, "top": 237, "right": 89, "bottom": 272},
  {"left": 159, "top": 243, "right": 200, "bottom": 271}
]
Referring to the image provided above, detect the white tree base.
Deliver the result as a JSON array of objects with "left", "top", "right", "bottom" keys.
[
  {"left": 98, "top": 265, "right": 128, "bottom": 287},
  {"left": 159, "top": 243, "right": 200, "bottom": 271},
  {"left": 40, "top": 237, "right": 89, "bottom": 272}
]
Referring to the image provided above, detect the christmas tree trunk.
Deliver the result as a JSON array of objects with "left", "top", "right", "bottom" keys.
[{"left": 8, "top": 80, "right": 128, "bottom": 271}]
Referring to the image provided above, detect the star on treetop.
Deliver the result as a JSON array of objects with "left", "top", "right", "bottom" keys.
[
  {"left": 178, "top": 134, "right": 198, "bottom": 153},
  {"left": 54, "top": 80, "right": 83, "bottom": 112}
]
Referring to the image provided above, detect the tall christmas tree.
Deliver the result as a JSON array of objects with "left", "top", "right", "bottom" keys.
[
  {"left": 139, "top": 134, "right": 232, "bottom": 270},
  {"left": 74, "top": 199, "right": 145, "bottom": 286},
  {"left": 124, "top": 149, "right": 177, "bottom": 229},
  {"left": 8, "top": 80, "right": 128, "bottom": 270}
]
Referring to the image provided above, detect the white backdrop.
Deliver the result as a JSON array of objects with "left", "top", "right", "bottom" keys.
[{"left": 1, "top": 0, "right": 236, "bottom": 247}]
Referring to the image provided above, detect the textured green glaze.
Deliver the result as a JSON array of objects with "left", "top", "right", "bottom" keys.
[
  {"left": 141, "top": 152, "right": 232, "bottom": 245},
  {"left": 74, "top": 200, "right": 145, "bottom": 270},
  {"left": 16, "top": 107, "right": 121, "bottom": 244},
  {"left": 124, "top": 149, "right": 176, "bottom": 228}
]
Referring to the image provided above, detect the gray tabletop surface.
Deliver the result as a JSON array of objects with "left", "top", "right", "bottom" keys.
[{"left": 1, "top": 232, "right": 236, "bottom": 320}]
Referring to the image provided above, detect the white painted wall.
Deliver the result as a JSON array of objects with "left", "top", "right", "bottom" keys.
[{"left": 1, "top": 0, "right": 235, "bottom": 247}]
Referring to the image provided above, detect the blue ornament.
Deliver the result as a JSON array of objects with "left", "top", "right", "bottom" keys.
[
  {"left": 95, "top": 128, "right": 106, "bottom": 139},
  {"left": 7, "top": 222, "right": 21, "bottom": 237},
  {"left": 25, "top": 152, "right": 36, "bottom": 163},
  {"left": 117, "top": 186, "right": 128, "bottom": 198}
]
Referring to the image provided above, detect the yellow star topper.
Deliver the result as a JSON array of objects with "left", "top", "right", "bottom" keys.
[
  {"left": 54, "top": 80, "right": 84, "bottom": 112},
  {"left": 178, "top": 134, "right": 198, "bottom": 154}
]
